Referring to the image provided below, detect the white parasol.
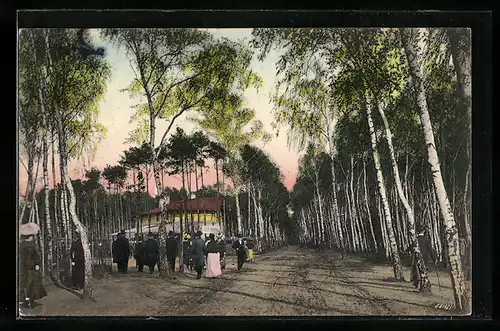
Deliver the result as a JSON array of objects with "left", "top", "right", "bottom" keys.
[{"left": 20, "top": 222, "right": 40, "bottom": 236}]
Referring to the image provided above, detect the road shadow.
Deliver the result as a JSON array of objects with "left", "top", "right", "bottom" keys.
[
  {"left": 236, "top": 277, "right": 439, "bottom": 312},
  {"left": 171, "top": 281, "right": 375, "bottom": 316}
]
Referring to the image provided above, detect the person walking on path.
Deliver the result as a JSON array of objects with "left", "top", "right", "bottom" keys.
[
  {"left": 134, "top": 235, "right": 145, "bottom": 272},
  {"left": 144, "top": 232, "right": 159, "bottom": 274},
  {"left": 232, "top": 234, "right": 247, "bottom": 271},
  {"left": 166, "top": 231, "right": 179, "bottom": 273},
  {"left": 247, "top": 239, "right": 255, "bottom": 263},
  {"left": 191, "top": 231, "right": 206, "bottom": 279},
  {"left": 70, "top": 233, "right": 85, "bottom": 290},
  {"left": 19, "top": 223, "right": 47, "bottom": 309},
  {"left": 205, "top": 233, "right": 222, "bottom": 278},
  {"left": 182, "top": 233, "right": 193, "bottom": 272},
  {"left": 112, "top": 230, "right": 131, "bottom": 274}
]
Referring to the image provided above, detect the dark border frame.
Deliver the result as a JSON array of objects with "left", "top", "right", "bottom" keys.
[{"left": 6, "top": 9, "right": 493, "bottom": 329}]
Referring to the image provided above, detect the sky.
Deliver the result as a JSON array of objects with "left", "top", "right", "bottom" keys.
[{"left": 18, "top": 28, "right": 301, "bottom": 197}]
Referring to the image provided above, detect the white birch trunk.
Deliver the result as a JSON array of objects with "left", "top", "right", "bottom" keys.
[
  {"left": 365, "top": 96, "right": 404, "bottom": 279},
  {"left": 402, "top": 27, "right": 468, "bottom": 311},
  {"left": 363, "top": 156, "right": 378, "bottom": 253}
]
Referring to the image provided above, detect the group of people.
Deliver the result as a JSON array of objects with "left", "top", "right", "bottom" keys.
[
  {"left": 112, "top": 229, "right": 257, "bottom": 280},
  {"left": 170, "top": 230, "right": 227, "bottom": 279},
  {"left": 18, "top": 223, "right": 258, "bottom": 310}
]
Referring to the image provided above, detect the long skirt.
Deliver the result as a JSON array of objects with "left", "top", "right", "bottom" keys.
[
  {"left": 205, "top": 253, "right": 222, "bottom": 278},
  {"left": 20, "top": 269, "right": 47, "bottom": 301},
  {"left": 248, "top": 249, "right": 254, "bottom": 262}
]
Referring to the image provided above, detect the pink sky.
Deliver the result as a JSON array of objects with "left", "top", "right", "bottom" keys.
[{"left": 18, "top": 28, "right": 301, "bottom": 197}]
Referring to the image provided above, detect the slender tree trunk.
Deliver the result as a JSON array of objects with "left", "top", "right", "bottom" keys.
[
  {"left": 235, "top": 187, "right": 243, "bottom": 235},
  {"left": 330, "top": 165, "right": 344, "bottom": 256},
  {"left": 448, "top": 30, "right": 472, "bottom": 253},
  {"left": 33, "top": 198, "right": 45, "bottom": 276},
  {"left": 379, "top": 98, "right": 432, "bottom": 290},
  {"left": 247, "top": 185, "right": 252, "bottom": 237},
  {"left": 41, "top": 123, "right": 55, "bottom": 281},
  {"left": 365, "top": 95, "right": 404, "bottom": 280},
  {"left": 363, "top": 156, "right": 378, "bottom": 253},
  {"left": 402, "top": 28, "right": 468, "bottom": 311},
  {"left": 195, "top": 162, "right": 200, "bottom": 230},
  {"left": 315, "top": 179, "right": 326, "bottom": 244}
]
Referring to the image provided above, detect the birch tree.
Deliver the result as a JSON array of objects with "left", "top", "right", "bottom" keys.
[{"left": 401, "top": 27, "right": 468, "bottom": 312}]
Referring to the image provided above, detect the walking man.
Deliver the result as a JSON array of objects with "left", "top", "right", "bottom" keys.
[
  {"left": 144, "top": 232, "right": 159, "bottom": 274},
  {"left": 112, "top": 230, "right": 131, "bottom": 274},
  {"left": 232, "top": 234, "right": 247, "bottom": 271},
  {"left": 70, "top": 233, "right": 85, "bottom": 290},
  {"left": 134, "top": 235, "right": 145, "bottom": 272},
  {"left": 191, "top": 231, "right": 205, "bottom": 279},
  {"left": 166, "top": 231, "right": 179, "bottom": 272}
]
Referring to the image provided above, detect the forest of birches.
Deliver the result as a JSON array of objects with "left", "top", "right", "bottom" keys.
[{"left": 19, "top": 28, "right": 471, "bottom": 311}]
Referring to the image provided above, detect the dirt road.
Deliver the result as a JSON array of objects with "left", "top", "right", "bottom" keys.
[{"left": 21, "top": 246, "right": 465, "bottom": 317}]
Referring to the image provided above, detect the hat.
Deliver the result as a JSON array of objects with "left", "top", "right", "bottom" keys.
[
  {"left": 20, "top": 223, "right": 40, "bottom": 236},
  {"left": 195, "top": 230, "right": 203, "bottom": 237}
]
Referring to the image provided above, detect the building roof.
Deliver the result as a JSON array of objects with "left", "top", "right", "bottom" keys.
[{"left": 140, "top": 196, "right": 224, "bottom": 216}]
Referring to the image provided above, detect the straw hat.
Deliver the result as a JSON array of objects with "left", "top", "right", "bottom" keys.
[{"left": 20, "top": 223, "right": 40, "bottom": 236}]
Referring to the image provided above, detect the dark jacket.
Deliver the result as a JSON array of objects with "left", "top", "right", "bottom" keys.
[
  {"left": 166, "top": 236, "right": 179, "bottom": 258},
  {"left": 70, "top": 239, "right": 84, "bottom": 263},
  {"left": 205, "top": 240, "right": 219, "bottom": 255},
  {"left": 183, "top": 240, "right": 192, "bottom": 257},
  {"left": 191, "top": 238, "right": 205, "bottom": 268},
  {"left": 134, "top": 241, "right": 145, "bottom": 262},
  {"left": 144, "top": 238, "right": 159, "bottom": 265},
  {"left": 112, "top": 235, "right": 130, "bottom": 262},
  {"left": 232, "top": 239, "right": 247, "bottom": 257}
]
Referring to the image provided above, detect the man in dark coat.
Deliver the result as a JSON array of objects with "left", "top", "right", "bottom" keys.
[
  {"left": 144, "top": 232, "right": 159, "bottom": 274},
  {"left": 19, "top": 231, "right": 47, "bottom": 309},
  {"left": 134, "top": 235, "right": 145, "bottom": 272},
  {"left": 232, "top": 234, "right": 247, "bottom": 271},
  {"left": 166, "top": 231, "right": 179, "bottom": 273},
  {"left": 70, "top": 234, "right": 85, "bottom": 290},
  {"left": 191, "top": 231, "right": 205, "bottom": 279},
  {"left": 182, "top": 234, "right": 193, "bottom": 271},
  {"left": 112, "top": 230, "right": 130, "bottom": 274},
  {"left": 417, "top": 228, "right": 438, "bottom": 267}
]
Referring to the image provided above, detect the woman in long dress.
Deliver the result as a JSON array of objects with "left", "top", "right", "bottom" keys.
[
  {"left": 19, "top": 223, "right": 47, "bottom": 308},
  {"left": 205, "top": 233, "right": 222, "bottom": 278}
]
